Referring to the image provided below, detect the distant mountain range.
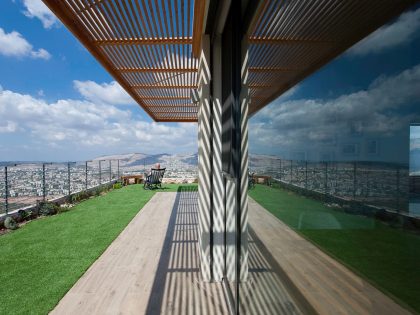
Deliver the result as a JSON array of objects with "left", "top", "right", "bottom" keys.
[
  {"left": 93, "top": 152, "right": 198, "bottom": 169},
  {"left": 0, "top": 153, "right": 271, "bottom": 170},
  {"left": 94, "top": 152, "right": 275, "bottom": 169}
]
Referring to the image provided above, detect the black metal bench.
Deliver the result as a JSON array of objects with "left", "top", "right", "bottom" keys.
[{"left": 143, "top": 168, "right": 166, "bottom": 190}]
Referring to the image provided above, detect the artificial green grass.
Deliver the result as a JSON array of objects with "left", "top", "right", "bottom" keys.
[
  {"left": 249, "top": 184, "right": 420, "bottom": 314},
  {"left": 0, "top": 184, "right": 191, "bottom": 314}
]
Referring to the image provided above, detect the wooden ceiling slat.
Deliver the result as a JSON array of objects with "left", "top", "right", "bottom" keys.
[
  {"left": 149, "top": 0, "right": 160, "bottom": 39},
  {"left": 118, "top": 67, "right": 197, "bottom": 73},
  {"left": 121, "top": 0, "right": 140, "bottom": 39},
  {"left": 113, "top": 1, "right": 133, "bottom": 39},
  {"left": 74, "top": 0, "right": 103, "bottom": 14},
  {"left": 168, "top": 0, "right": 175, "bottom": 39},
  {"left": 76, "top": 0, "right": 104, "bottom": 39},
  {"left": 67, "top": 0, "right": 99, "bottom": 40},
  {"left": 133, "top": 84, "right": 197, "bottom": 88},
  {"left": 87, "top": 0, "right": 114, "bottom": 39},
  {"left": 175, "top": 0, "right": 180, "bottom": 40},
  {"left": 102, "top": 1, "right": 124, "bottom": 39},
  {"left": 96, "top": 1, "right": 120, "bottom": 39},
  {"left": 147, "top": 105, "right": 197, "bottom": 108},
  {"left": 137, "top": 96, "right": 191, "bottom": 100}
]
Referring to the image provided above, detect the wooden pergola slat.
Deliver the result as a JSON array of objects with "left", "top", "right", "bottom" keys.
[
  {"left": 132, "top": 84, "right": 198, "bottom": 89},
  {"left": 95, "top": 37, "right": 193, "bottom": 46},
  {"left": 118, "top": 68, "right": 198, "bottom": 73}
]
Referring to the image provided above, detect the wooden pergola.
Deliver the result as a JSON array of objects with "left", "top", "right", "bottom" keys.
[{"left": 42, "top": 0, "right": 417, "bottom": 122}]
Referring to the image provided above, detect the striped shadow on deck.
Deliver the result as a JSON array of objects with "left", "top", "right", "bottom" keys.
[{"left": 51, "top": 189, "right": 228, "bottom": 315}]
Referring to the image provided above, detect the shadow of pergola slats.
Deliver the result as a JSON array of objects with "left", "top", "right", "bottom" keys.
[{"left": 145, "top": 187, "right": 229, "bottom": 315}]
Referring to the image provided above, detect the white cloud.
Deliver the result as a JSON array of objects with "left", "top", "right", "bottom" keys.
[
  {"left": 348, "top": 8, "right": 420, "bottom": 56},
  {"left": 0, "top": 87, "right": 197, "bottom": 153},
  {"left": 0, "top": 121, "right": 20, "bottom": 133},
  {"left": 73, "top": 80, "right": 136, "bottom": 106},
  {"left": 250, "top": 64, "right": 420, "bottom": 151},
  {"left": 30, "top": 48, "right": 50, "bottom": 59},
  {"left": 21, "top": 0, "right": 58, "bottom": 29},
  {"left": 0, "top": 28, "right": 51, "bottom": 60}
]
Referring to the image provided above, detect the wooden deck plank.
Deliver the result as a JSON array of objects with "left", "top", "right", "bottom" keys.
[{"left": 248, "top": 197, "right": 412, "bottom": 315}]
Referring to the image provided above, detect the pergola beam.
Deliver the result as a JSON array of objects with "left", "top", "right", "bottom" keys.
[
  {"left": 155, "top": 118, "right": 198, "bottom": 122},
  {"left": 146, "top": 105, "right": 198, "bottom": 108},
  {"left": 150, "top": 110, "right": 198, "bottom": 114},
  {"left": 192, "top": 0, "right": 206, "bottom": 57}
]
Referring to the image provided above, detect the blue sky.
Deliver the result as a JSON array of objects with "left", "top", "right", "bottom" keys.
[
  {"left": 0, "top": 0, "right": 197, "bottom": 161},
  {"left": 0, "top": 1, "right": 419, "bottom": 163}
]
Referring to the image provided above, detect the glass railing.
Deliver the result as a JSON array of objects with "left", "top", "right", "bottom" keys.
[
  {"left": 0, "top": 161, "right": 130, "bottom": 215},
  {"left": 0, "top": 160, "right": 199, "bottom": 215},
  {"left": 250, "top": 158, "right": 410, "bottom": 215}
]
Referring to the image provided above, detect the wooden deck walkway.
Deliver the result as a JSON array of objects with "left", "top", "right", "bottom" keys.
[
  {"left": 51, "top": 190, "right": 228, "bottom": 315},
  {"left": 51, "top": 191, "right": 411, "bottom": 314},
  {"left": 248, "top": 197, "right": 412, "bottom": 315}
]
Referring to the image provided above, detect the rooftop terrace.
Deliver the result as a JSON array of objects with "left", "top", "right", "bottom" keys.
[{"left": 1, "top": 183, "right": 417, "bottom": 314}]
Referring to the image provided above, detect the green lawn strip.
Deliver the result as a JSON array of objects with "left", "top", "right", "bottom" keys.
[
  {"left": 0, "top": 185, "right": 157, "bottom": 314},
  {"left": 249, "top": 184, "right": 420, "bottom": 314}
]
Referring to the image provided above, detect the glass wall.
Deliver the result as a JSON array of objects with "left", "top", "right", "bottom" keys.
[{"left": 244, "top": 5, "right": 420, "bottom": 315}]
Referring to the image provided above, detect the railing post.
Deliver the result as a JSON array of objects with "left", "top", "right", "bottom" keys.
[
  {"left": 290, "top": 160, "right": 293, "bottom": 184},
  {"left": 42, "top": 164, "right": 46, "bottom": 201},
  {"left": 271, "top": 158, "right": 274, "bottom": 178},
  {"left": 365, "top": 165, "right": 369, "bottom": 199},
  {"left": 4, "top": 166, "right": 9, "bottom": 215},
  {"left": 67, "top": 162, "right": 71, "bottom": 196},
  {"left": 325, "top": 161, "right": 328, "bottom": 195},
  {"left": 109, "top": 160, "right": 112, "bottom": 183},
  {"left": 396, "top": 167, "right": 400, "bottom": 213},
  {"left": 85, "top": 161, "right": 88, "bottom": 190},
  {"left": 305, "top": 160, "right": 308, "bottom": 189},
  {"left": 99, "top": 160, "right": 102, "bottom": 185},
  {"left": 117, "top": 159, "right": 120, "bottom": 179},
  {"left": 279, "top": 159, "right": 282, "bottom": 180},
  {"left": 353, "top": 161, "right": 357, "bottom": 199}
]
